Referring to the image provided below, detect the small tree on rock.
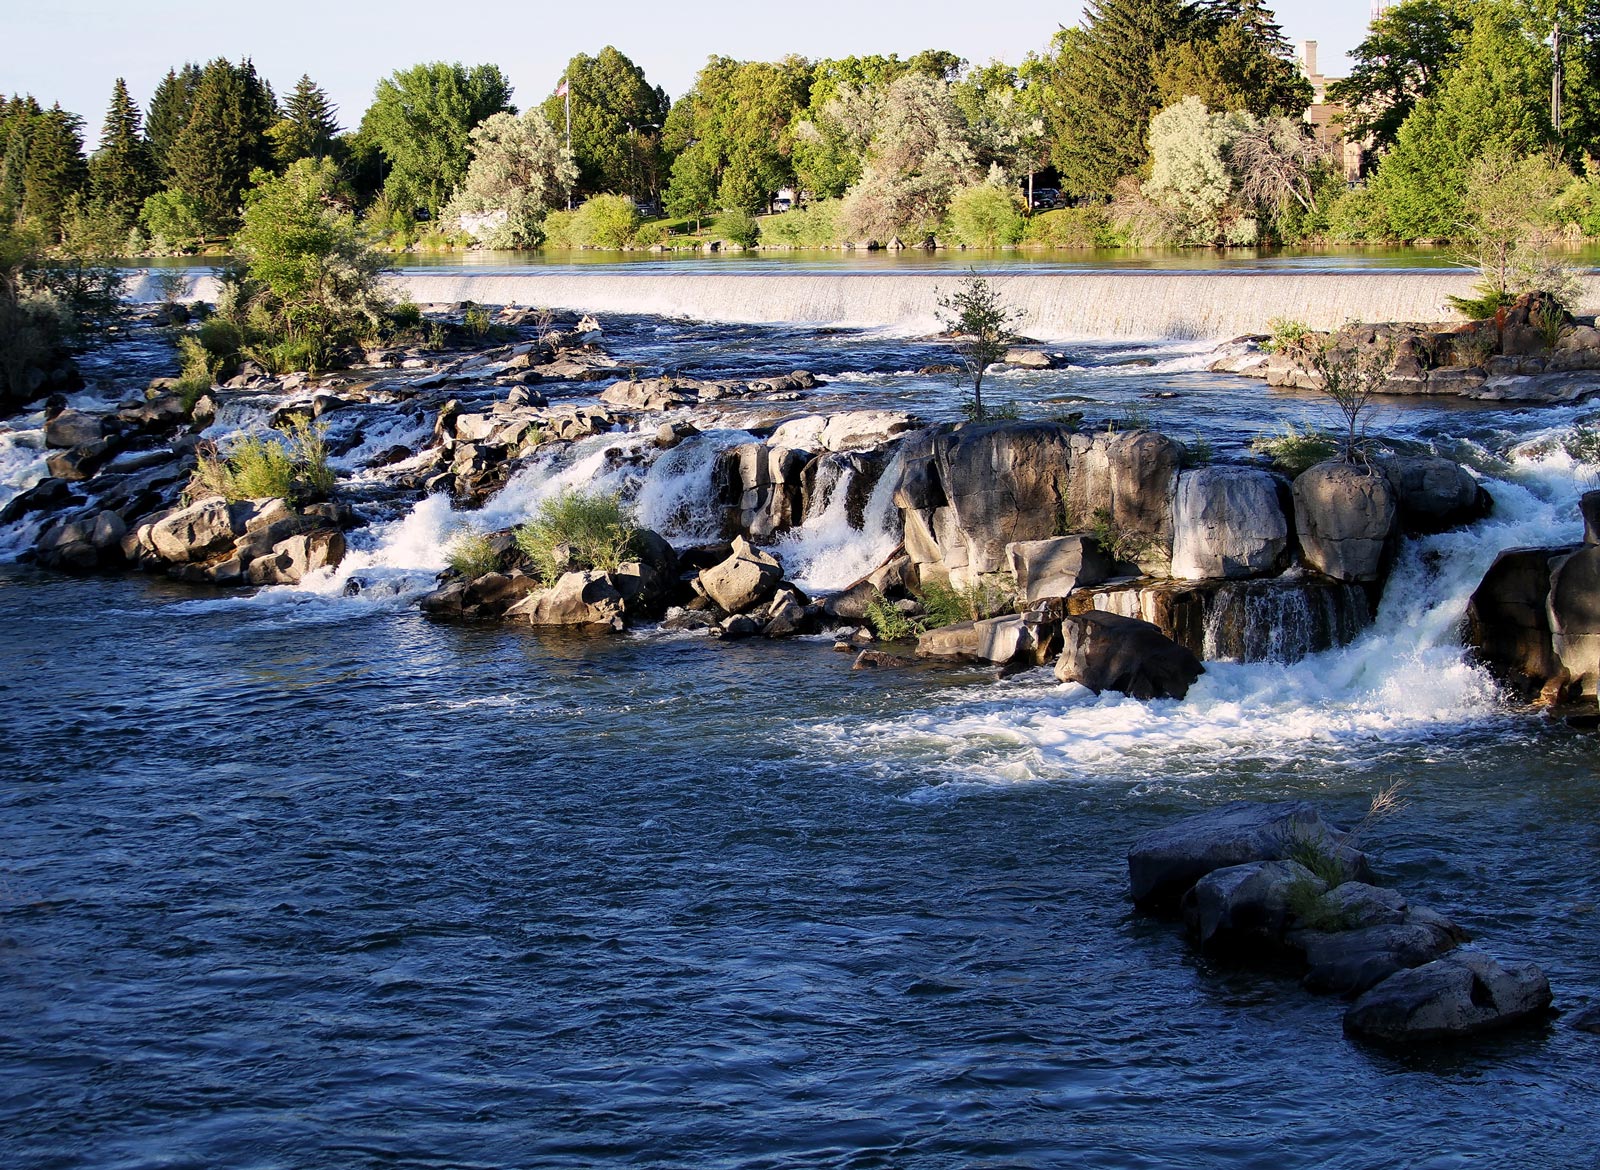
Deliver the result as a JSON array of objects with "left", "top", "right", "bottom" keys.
[
  {"left": 1311, "top": 336, "right": 1393, "bottom": 463},
  {"left": 936, "top": 272, "right": 1020, "bottom": 422}
]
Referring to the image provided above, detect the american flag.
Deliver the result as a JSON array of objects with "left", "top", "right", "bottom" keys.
[{"left": 555, "top": 79, "right": 568, "bottom": 97}]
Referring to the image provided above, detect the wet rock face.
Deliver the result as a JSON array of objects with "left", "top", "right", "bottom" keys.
[
  {"left": 1170, "top": 466, "right": 1289, "bottom": 581},
  {"left": 1377, "top": 455, "right": 1492, "bottom": 535},
  {"left": 1054, "top": 610, "right": 1204, "bottom": 703},
  {"left": 716, "top": 445, "right": 809, "bottom": 540},
  {"left": 895, "top": 422, "right": 1075, "bottom": 587},
  {"left": 1292, "top": 461, "right": 1397, "bottom": 583}
]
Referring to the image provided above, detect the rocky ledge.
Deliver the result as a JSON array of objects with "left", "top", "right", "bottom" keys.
[
  {"left": 1219, "top": 292, "right": 1600, "bottom": 404},
  {"left": 1130, "top": 802, "right": 1554, "bottom": 1045}
]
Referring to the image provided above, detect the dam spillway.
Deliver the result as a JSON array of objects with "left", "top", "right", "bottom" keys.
[{"left": 127, "top": 268, "right": 1600, "bottom": 341}]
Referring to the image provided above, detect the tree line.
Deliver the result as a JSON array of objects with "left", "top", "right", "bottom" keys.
[{"left": 4, "top": 0, "right": 1600, "bottom": 257}]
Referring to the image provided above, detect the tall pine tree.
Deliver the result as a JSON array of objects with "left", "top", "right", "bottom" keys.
[
  {"left": 90, "top": 79, "right": 156, "bottom": 227},
  {"left": 21, "top": 104, "right": 89, "bottom": 240},
  {"left": 167, "top": 58, "right": 278, "bottom": 239},
  {"left": 1044, "top": 0, "right": 1196, "bottom": 197},
  {"left": 0, "top": 96, "right": 44, "bottom": 223},
  {"left": 1154, "top": 0, "right": 1312, "bottom": 116},
  {"left": 271, "top": 75, "right": 341, "bottom": 165},
  {"left": 146, "top": 64, "right": 202, "bottom": 179}
]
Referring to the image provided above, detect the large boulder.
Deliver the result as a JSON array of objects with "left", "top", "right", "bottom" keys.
[
  {"left": 1064, "top": 430, "right": 1183, "bottom": 575},
  {"left": 1548, "top": 545, "right": 1600, "bottom": 697},
  {"left": 1182, "top": 859, "right": 1324, "bottom": 954},
  {"left": 245, "top": 529, "right": 346, "bottom": 586},
  {"left": 900, "top": 422, "right": 1074, "bottom": 586},
  {"left": 1377, "top": 456, "right": 1491, "bottom": 534},
  {"left": 1343, "top": 952, "right": 1552, "bottom": 1043},
  {"left": 1055, "top": 610, "right": 1204, "bottom": 701},
  {"left": 1006, "top": 535, "right": 1113, "bottom": 603},
  {"left": 508, "top": 569, "right": 626, "bottom": 628},
  {"left": 1297, "top": 919, "right": 1463, "bottom": 996},
  {"left": 1292, "top": 461, "right": 1397, "bottom": 582},
  {"left": 1582, "top": 490, "right": 1600, "bottom": 545},
  {"left": 696, "top": 536, "right": 783, "bottom": 614},
  {"left": 44, "top": 408, "right": 111, "bottom": 450},
  {"left": 147, "top": 498, "right": 239, "bottom": 563},
  {"left": 915, "top": 614, "right": 1045, "bottom": 665},
  {"left": 1466, "top": 546, "right": 1577, "bottom": 698},
  {"left": 1127, "top": 800, "right": 1373, "bottom": 912},
  {"left": 1170, "top": 466, "right": 1289, "bottom": 580},
  {"left": 770, "top": 410, "right": 916, "bottom": 452}
]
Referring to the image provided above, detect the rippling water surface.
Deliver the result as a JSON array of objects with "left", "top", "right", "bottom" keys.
[{"left": 4, "top": 310, "right": 1600, "bottom": 1168}]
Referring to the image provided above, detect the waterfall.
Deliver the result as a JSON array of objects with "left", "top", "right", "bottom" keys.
[
  {"left": 1200, "top": 580, "right": 1372, "bottom": 664},
  {"left": 772, "top": 448, "right": 905, "bottom": 593},
  {"left": 125, "top": 270, "right": 1600, "bottom": 342}
]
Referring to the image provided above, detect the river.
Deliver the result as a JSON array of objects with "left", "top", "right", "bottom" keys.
[{"left": 2, "top": 279, "right": 1598, "bottom": 1168}]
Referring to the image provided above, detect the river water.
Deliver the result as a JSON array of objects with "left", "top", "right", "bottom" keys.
[{"left": 3, "top": 299, "right": 1599, "bottom": 1168}]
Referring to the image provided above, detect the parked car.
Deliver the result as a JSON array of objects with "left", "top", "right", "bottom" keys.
[
  {"left": 635, "top": 199, "right": 663, "bottom": 219},
  {"left": 1030, "top": 188, "right": 1060, "bottom": 211}
]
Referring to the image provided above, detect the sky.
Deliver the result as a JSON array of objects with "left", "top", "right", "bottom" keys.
[{"left": 5, "top": 0, "right": 1375, "bottom": 142}]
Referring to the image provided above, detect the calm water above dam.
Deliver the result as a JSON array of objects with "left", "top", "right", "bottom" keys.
[{"left": 3, "top": 294, "right": 1600, "bottom": 1168}]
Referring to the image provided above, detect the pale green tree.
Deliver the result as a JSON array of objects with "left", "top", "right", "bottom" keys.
[
  {"left": 442, "top": 109, "right": 576, "bottom": 247},
  {"left": 1143, "top": 96, "right": 1255, "bottom": 244},
  {"left": 838, "top": 73, "right": 980, "bottom": 243}
]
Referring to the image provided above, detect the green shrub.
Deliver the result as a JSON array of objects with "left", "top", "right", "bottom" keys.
[
  {"left": 463, "top": 301, "right": 492, "bottom": 337},
  {"left": 1022, "top": 206, "right": 1124, "bottom": 248},
  {"left": 1250, "top": 422, "right": 1339, "bottom": 476},
  {"left": 514, "top": 489, "right": 639, "bottom": 583},
  {"left": 540, "top": 208, "right": 577, "bottom": 248},
  {"left": 1088, "top": 507, "right": 1152, "bottom": 564},
  {"left": 917, "top": 576, "right": 1014, "bottom": 627},
  {"left": 714, "top": 209, "right": 759, "bottom": 248},
  {"left": 865, "top": 591, "right": 920, "bottom": 640},
  {"left": 759, "top": 201, "right": 842, "bottom": 248},
  {"left": 577, "top": 195, "right": 642, "bottom": 249},
  {"left": 189, "top": 415, "right": 333, "bottom": 503},
  {"left": 174, "top": 335, "right": 218, "bottom": 405},
  {"left": 1447, "top": 283, "right": 1514, "bottom": 320},
  {"left": 631, "top": 221, "right": 668, "bottom": 248},
  {"left": 446, "top": 529, "right": 501, "bottom": 578},
  {"left": 946, "top": 183, "right": 1026, "bottom": 247},
  {"left": 1263, "top": 317, "right": 1313, "bottom": 354},
  {"left": 1533, "top": 301, "right": 1568, "bottom": 349}
]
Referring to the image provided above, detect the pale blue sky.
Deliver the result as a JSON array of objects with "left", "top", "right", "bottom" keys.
[{"left": 6, "top": 0, "right": 1372, "bottom": 142}]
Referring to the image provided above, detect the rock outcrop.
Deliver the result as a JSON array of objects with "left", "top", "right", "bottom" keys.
[
  {"left": 1170, "top": 466, "right": 1289, "bottom": 580},
  {"left": 1292, "top": 461, "right": 1396, "bottom": 582},
  {"left": 1054, "top": 611, "right": 1204, "bottom": 701}
]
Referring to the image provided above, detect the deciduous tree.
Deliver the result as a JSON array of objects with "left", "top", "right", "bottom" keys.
[
  {"left": 360, "top": 62, "right": 515, "bottom": 217},
  {"left": 539, "top": 48, "right": 667, "bottom": 201}
]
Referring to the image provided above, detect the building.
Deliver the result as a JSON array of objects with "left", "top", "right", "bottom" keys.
[{"left": 1295, "top": 40, "right": 1366, "bottom": 181}]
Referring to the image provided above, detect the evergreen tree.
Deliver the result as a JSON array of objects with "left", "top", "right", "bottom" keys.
[
  {"left": 360, "top": 62, "right": 515, "bottom": 217},
  {"left": 271, "top": 75, "right": 341, "bottom": 165},
  {"left": 21, "top": 105, "right": 89, "bottom": 240},
  {"left": 1044, "top": 0, "right": 1197, "bottom": 197},
  {"left": 167, "top": 58, "right": 278, "bottom": 240},
  {"left": 539, "top": 48, "right": 668, "bottom": 201},
  {"left": 1367, "top": 3, "right": 1553, "bottom": 239},
  {"left": 146, "top": 64, "right": 202, "bottom": 178},
  {"left": 0, "top": 96, "right": 44, "bottom": 224},
  {"left": 1156, "top": 0, "right": 1313, "bottom": 116},
  {"left": 90, "top": 78, "right": 156, "bottom": 226}
]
